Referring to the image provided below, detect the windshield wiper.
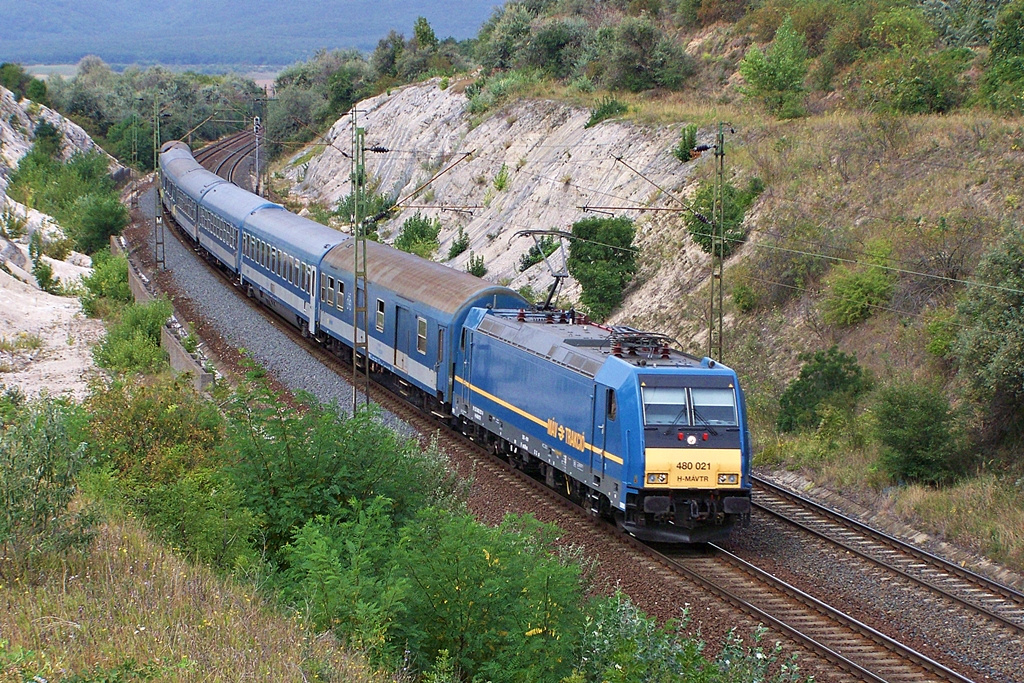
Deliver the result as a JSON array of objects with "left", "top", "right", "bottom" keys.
[{"left": 692, "top": 407, "right": 719, "bottom": 436}]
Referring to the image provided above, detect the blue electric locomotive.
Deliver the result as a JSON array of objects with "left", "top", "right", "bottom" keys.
[
  {"left": 158, "top": 140, "right": 752, "bottom": 543},
  {"left": 454, "top": 310, "right": 751, "bottom": 542}
]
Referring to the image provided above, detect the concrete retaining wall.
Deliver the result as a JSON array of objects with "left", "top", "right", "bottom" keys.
[{"left": 112, "top": 235, "right": 214, "bottom": 392}]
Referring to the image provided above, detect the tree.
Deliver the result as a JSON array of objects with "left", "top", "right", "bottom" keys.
[
  {"left": 0, "top": 62, "right": 31, "bottom": 94},
  {"left": 73, "top": 193, "right": 129, "bottom": 254},
  {"left": 479, "top": 4, "right": 533, "bottom": 72},
  {"left": 567, "top": 216, "right": 636, "bottom": 321},
  {"left": 413, "top": 16, "right": 439, "bottom": 51},
  {"left": 980, "top": 0, "right": 1024, "bottom": 114},
  {"left": 738, "top": 15, "right": 808, "bottom": 118},
  {"left": 953, "top": 227, "right": 1024, "bottom": 424},
  {"left": 683, "top": 177, "right": 763, "bottom": 258},
  {"left": 371, "top": 30, "right": 406, "bottom": 81},
  {"left": 875, "top": 382, "right": 966, "bottom": 485},
  {"left": 0, "top": 400, "right": 98, "bottom": 570},
  {"left": 777, "top": 346, "right": 870, "bottom": 432},
  {"left": 33, "top": 120, "right": 62, "bottom": 159}
]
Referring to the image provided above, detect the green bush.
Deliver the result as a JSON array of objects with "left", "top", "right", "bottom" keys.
[
  {"left": 821, "top": 263, "right": 894, "bottom": 326},
  {"left": 492, "top": 163, "right": 510, "bottom": 191},
  {"left": 980, "top": 0, "right": 1024, "bottom": 114},
  {"left": 861, "top": 50, "right": 970, "bottom": 114},
  {"left": 447, "top": 225, "right": 470, "bottom": 259},
  {"left": 281, "top": 497, "right": 408, "bottom": 663},
  {"left": 777, "top": 346, "right": 870, "bottom": 432},
  {"left": 672, "top": 123, "right": 698, "bottom": 163},
  {"left": 466, "top": 251, "right": 487, "bottom": 277},
  {"left": 0, "top": 206, "right": 28, "bottom": 239},
  {"left": 579, "top": 590, "right": 808, "bottom": 683},
  {"left": 142, "top": 469, "right": 257, "bottom": 570},
  {"left": 93, "top": 298, "right": 172, "bottom": 374},
  {"left": 738, "top": 15, "right": 809, "bottom": 118},
  {"left": 567, "top": 216, "right": 636, "bottom": 321},
  {"left": 72, "top": 193, "right": 130, "bottom": 255},
  {"left": 394, "top": 212, "right": 441, "bottom": 258},
  {"left": 875, "top": 381, "right": 966, "bottom": 485},
  {"left": 585, "top": 96, "right": 628, "bottom": 128},
  {"left": 83, "top": 377, "right": 223, "bottom": 482},
  {"left": 604, "top": 14, "right": 693, "bottom": 92},
  {"left": 80, "top": 249, "right": 133, "bottom": 317},
  {"left": 393, "top": 511, "right": 584, "bottom": 681},
  {"left": 518, "top": 16, "right": 594, "bottom": 80},
  {"left": 953, "top": 227, "right": 1024, "bottom": 422},
  {"left": 0, "top": 399, "right": 99, "bottom": 569},
  {"left": 683, "top": 177, "right": 763, "bottom": 258},
  {"left": 32, "top": 120, "right": 62, "bottom": 159},
  {"left": 732, "top": 282, "right": 758, "bottom": 313},
  {"left": 222, "top": 378, "right": 465, "bottom": 562},
  {"left": 518, "top": 235, "right": 558, "bottom": 272}
]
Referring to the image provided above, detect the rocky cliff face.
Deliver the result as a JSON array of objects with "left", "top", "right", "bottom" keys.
[
  {"left": 282, "top": 78, "right": 715, "bottom": 338},
  {"left": 1, "top": 86, "right": 121, "bottom": 196},
  {"left": 1, "top": 86, "right": 123, "bottom": 285}
]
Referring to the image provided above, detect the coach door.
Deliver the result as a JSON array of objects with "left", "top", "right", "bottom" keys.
[{"left": 394, "top": 305, "right": 413, "bottom": 373}]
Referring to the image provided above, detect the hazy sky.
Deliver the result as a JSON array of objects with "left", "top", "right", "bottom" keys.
[{"left": 0, "top": 0, "right": 505, "bottom": 67}]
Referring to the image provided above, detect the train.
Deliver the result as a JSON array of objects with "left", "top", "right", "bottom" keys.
[{"left": 158, "top": 140, "right": 752, "bottom": 543}]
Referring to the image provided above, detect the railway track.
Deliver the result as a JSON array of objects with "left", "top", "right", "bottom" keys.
[
  {"left": 751, "top": 476, "right": 1024, "bottom": 634},
  {"left": 660, "top": 544, "right": 975, "bottom": 683},
  {"left": 192, "top": 131, "right": 257, "bottom": 190},
  {"left": 146, "top": 144, "right": 1017, "bottom": 682}
]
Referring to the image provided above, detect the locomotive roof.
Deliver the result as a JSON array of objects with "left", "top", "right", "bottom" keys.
[
  {"left": 244, "top": 207, "right": 350, "bottom": 260},
  {"left": 474, "top": 311, "right": 704, "bottom": 378},
  {"left": 321, "top": 240, "right": 527, "bottom": 316}
]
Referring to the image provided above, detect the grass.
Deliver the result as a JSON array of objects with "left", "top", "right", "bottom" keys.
[
  {"left": 290, "top": 145, "right": 325, "bottom": 168},
  {"left": 891, "top": 475, "right": 1024, "bottom": 570},
  {"left": 0, "top": 510, "right": 396, "bottom": 682},
  {"left": 0, "top": 333, "right": 44, "bottom": 354}
]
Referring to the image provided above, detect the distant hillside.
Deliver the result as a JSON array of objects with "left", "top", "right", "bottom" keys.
[{"left": 0, "top": 0, "right": 501, "bottom": 67}]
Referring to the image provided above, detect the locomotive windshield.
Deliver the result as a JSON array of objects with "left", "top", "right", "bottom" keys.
[
  {"left": 691, "top": 387, "right": 738, "bottom": 426},
  {"left": 641, "top": 384, "right": 739, "bottom": 427},
  {"left": 642, "top": 386, "right": 689, "bottom": 426}
]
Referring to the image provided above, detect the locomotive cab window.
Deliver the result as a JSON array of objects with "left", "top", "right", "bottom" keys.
[
  {"left": 641, "top": 386, "right": 689, "bottom": 426},
  {"left": 376, "top": 299, "right": 385, "bottom": 332},
  {"left": 607, "top": 390, "right": 617, "bottom": 421},
  {"left": 691, "top": 387, "right": 738, "bottom": 426}
]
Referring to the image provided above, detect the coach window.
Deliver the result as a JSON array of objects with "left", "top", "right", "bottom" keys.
[
  {"left": 417, "top": 317, "right": 427, "bottom": 354},
  {"left": 437, "top": 329, "right": 444, "bottom": 364},
  {"left": 376, "top": 299, "right": 385, "bottom": 332},
  {"left": 326, "top": 276, "right": 335, "bottom": 307},
  {"left": 320, "top": 273, "right": 327, "bottom": 302},
  {"left": 335, "top": 281, "right": 344, "bottom": 310}
]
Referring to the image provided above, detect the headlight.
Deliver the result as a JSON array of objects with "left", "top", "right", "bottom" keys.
[
  {"left": 718, "top": 473, "right": 739, "bottom": 485},
  {"left": 647, "top": 473, "right": 668, "bottom": 484}
]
